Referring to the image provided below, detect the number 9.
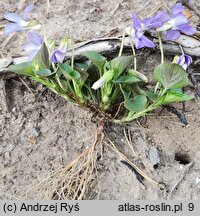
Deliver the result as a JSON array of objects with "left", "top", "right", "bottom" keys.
[{"left": 188, "top": 203, "right": 194, "bottom": 211}]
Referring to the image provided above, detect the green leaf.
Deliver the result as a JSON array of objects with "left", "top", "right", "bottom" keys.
[
  {"left": 158, "top": 89, "right": 194, "bottom": 105},
  {"left": 154, "top": 63, "right": 189, "bottom": 91},
  {"left": 58, "top": 63, "right": 80, "bottom": 80},
  {"left": 110, "top": 56, "right": 133, "bottom": 79},
  {"left": 121, "top": 87, "right": 147, "bottom": 112},
  {"left": 75, "top": 62, "right": 90, "bottom": 72},
  {"left": 114, "top": 74, "right": 141, "bottom": 84},
  {"left": 7, "top": 62, "right": 34, "bottom": 76},
  {"left": 81, "top": 51, "right": 106, "bottom": 71},
  {"left": 31, "top": 76, "right": 56, "bottom": 89},
  {"left": 31, "top": 76, "right": 75, "bottom": 102},
  {"left": 57, "top": 78, "right": 71, "bottom": 92},
  {"left": 81, "top": 51, "right": 106, "bottom": 63},
  {"left": 32, "top": 43, "right": 50, "bottom": 69},
  {"left": 143, "top": 90, "right": 158, "bottom": 102},
  {"left": 35, "top": 68, "right": 54, "bottom": 77},
  {"left": 75, "top": 62, "right": 89, "bottom": 87},
  {"left": 77, "top": 72, "right": 89, "bottom": 88}
]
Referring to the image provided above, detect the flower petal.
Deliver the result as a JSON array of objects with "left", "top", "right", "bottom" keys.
[
  {"left": 23, "top": 42, "right": 40, "bottom": 52},
  {"left": 27, "top": 50, "right": 38, "bottom": 61},
  {"left": 50, "top": 49, "right": 65, "bottom": 63},
  {"left": 133, "top": 34, "right": 141, "bottom": 49},
  {"left": 178, "top": 54, "right": 192, "bottom": 65},
  {"left": 184, "top": 54, "right": 192, "bottom": 65},
  {"left": 179, "top": 25, "right": 196, "bottom": 35},
  {"left": 134, "top": 34, "right": 154, "bottom": 49},
  {"left": 172, "top": 14, "right": 188, "bottom": 28},
  {"left": 177, "top": 54, "right": 192, "bottom": 70},
  {"left": 171, "top": 3, "right": 184, "bottom": 16},
  {"left": 4, "top": 12, "right": 21, "bottom": 23},
  {"left": 50, "top": 53, "right": 58, "bottom": 63},
  {"left": 4, "top": 23, "right": 22, "bottom": 35},
  {"left": 153, "top": 11, "right": 171, "bottom": 23},
  {"left": 28, "top": 32, "right": 43, "bottom": 45},
  {"left": 177, "top": 55, "right": 185, "bottom": 66},
  {"left": 140, "top": 17, "right": 153, "bottom": 29},
  {"left": 22, "top": 4, "right": 35, "bottom": 20},
  {"left": 140, "top": 35, "right": 155, "bottom": 48},
  {"left": 144, "top": 11, "right": 170, "bottom": 28},
  {"left": 131, "top": 13, "right": 141, "bottom": 30},
  {"left": 23, "top": 40, "right": 41, "bottom": 61},
  {"left": 165, "top": 30, "right": 180, "bottom": 40}
]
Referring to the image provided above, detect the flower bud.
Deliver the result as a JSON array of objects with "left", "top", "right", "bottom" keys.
[
  {"left": 92, "top": 70, "right": 114, "bottom": 90},
  {"left": 177, "top": 54, "right": 192, "bottom": 70}
]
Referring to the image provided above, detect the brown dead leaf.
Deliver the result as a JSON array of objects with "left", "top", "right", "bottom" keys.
[
  {"left": 182, "top": 9, "right": 192, "bottom": 18},
  {"left": 28, "top": 136, "right": 37, "bottom": 144}
]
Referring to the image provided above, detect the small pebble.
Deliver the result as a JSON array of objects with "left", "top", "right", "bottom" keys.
[
  {"left": 149, "top": 146, "right": 160, "bottom": 169},
  {"left": 4, "top": 151, "right": 11, "bottom": 162},
  {"left": 32, "top": 127, "right": 41, "bottom": 138},
  {"left": 195, "top": 177, "right": 200, "bottom": 184}
]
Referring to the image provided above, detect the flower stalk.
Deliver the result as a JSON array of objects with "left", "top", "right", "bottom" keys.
[
  {"left": 118, "top": 30, "right": 126, "bottom": 57},
  {"left": 128, "top": 28, "right": 137, "bottom": 71}
]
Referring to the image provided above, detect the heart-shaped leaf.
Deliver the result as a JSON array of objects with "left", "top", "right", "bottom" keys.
[
  {"left": 158, "top": 89, "right": 194, "bottom": 105},
  {"left": 81, "top": 51, "right": 106, "bottom": 72},
  {"left": 143, "top": 90, "right": 158, "bottom": 102},
  {"left": 35, "top": 68, "right": 54, "bottom": 77},
  {"left": 7, "top": 62, "right": 34, "bottom": 76},
  {"left": 114, "top": 74, "right": 141, "bottom": 84},
  {"left": 81, "top": 51, "right": 106, "bottom": 63},
  {"left": 58, "top": 63, "right": 80, "bottom": 80},
  {"left": 32, "top": 43, "right": 50, "bottom": 69},
  {"left": 75, "top": 62, "right": 89, "bottom": 87},
  {"left": 121, "top": 87, "right": 147, "bottom": 112},
  {"left": 154, "top": 63, "right": 189, "bottom": 92},
  {"left": 75, "top": 62, "right": 90, "bottom": 72},
  {"left": 110, "top": 56, "right": 133, "bottom": 79}
]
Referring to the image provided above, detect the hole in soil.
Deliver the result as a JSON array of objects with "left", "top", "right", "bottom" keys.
[
  {"left": 175, "top": 152, "right": 190, "bottom": 165},
  {"left": 153, "top": 164, "right": 159, "bottom": 169}
]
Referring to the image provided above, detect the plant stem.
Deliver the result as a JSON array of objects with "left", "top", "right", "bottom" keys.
[
  {"left": 52, "top": 62, "right": 56, "bottom": 70},
  {"left": 157, "top": 31, "right": 164, "bottom": 64},
  {"left": 118, "top": 30, "right": 126, "bottom": 57},
  {"left": 179, "top": 45, "right": 184, "bottom": 55},
  {"left": 128, "top": 31, "right": 137, "bottom": 71},
  {"left": 70, "top": 40, "right": 82, "bottom": 100},
  {"left": 155, "top": 31, "right": 164, "bottom": 93},
  {"left": 114, "top": 104, "right": 158, "bottom": 123},
  {"left": 71, "top": 40, "right": 75, "bottom": 70}
]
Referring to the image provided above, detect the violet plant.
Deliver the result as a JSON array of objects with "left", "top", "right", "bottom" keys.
[
  {"left": 2, "top": 3, "right": 196, "bottom": 123},
  {"left": 4, "top": 4, "right": 41, "bottom": 35},
  {"left": 23, "top": 32, "right": 43, "bottom": 61}
]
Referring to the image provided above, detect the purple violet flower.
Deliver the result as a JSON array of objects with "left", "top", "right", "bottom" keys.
[
  {"left": 129, "top": 11, "right": 170, "bottom": 49},
  {"left": 23, "top": 32, "right": 43, "bottom": 61},
  {"left": 50, "top": 48, "right": 66, "bottom": 64},
  {"left": 156, "top": 3, "right": 196, "bottom": 40},
  {"left": 177, "top": 54, "right": 192, "bottom": 70},
  {"left": 50, "top": 38, "right": 72, "bottom": 63},
  {"left": 4, "top": 4, "right": 41, "bottom": 35}
]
